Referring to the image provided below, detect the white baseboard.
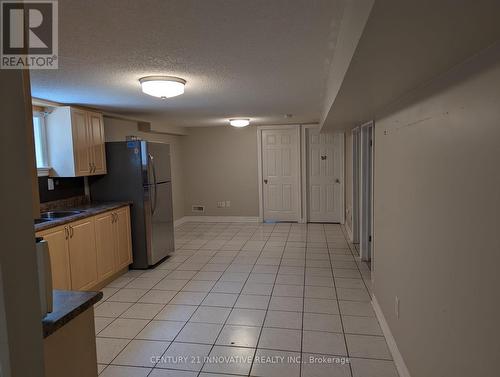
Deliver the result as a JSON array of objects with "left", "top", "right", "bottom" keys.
[
  {"left": 371, "top": 294, "right": 411, "bottom": 377},
  {"left": 173, "top": 217, "right": 189, "bottom": 227},
  {"left": 175, "top": 216, "right": 260, "bottom": 227}
]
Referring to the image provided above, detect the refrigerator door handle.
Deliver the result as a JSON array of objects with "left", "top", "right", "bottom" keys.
[
  {"left": 148, "top": 153, "right": 158, "bottom": 215},
  {"left": 154, "top": 183, "right": 158, "bottom": 215}
]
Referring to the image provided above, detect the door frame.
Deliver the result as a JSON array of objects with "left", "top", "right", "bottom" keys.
[
  {"left": 257, "top": 125, "right": 302, "bottom": 223},
  {"left": 301, "top": 125, "right": 345, "bottom": 224},
  {"left": 351, "top": 127, "right": 361, "bottom": 243},
  {"left": 359, "top": 121, "right": 374, "bottom": 261}
]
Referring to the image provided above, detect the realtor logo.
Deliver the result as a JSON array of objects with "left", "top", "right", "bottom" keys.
[{"left": 1, "top": 0, "right": 58, "bottom": 69}]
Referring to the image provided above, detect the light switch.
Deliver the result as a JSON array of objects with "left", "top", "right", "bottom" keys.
[{"left": 47, "top": 178, "right": 55, "bottom": 191}]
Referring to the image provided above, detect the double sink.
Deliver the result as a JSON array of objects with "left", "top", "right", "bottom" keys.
[{"left": 34, "top": 210, "right": 86, "bottom": 224}]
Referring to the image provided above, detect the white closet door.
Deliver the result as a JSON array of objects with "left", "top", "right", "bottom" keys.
[
  {"left": 262, "top": 128, "right": 299, "bottom": 222},
  {"left": 308, "top": 128, "right": 344, "bottom": 223}
]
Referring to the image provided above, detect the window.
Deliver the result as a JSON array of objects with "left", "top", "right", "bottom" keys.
[{"left": 33, "top": 113, "right": 49, "bottom": 174}]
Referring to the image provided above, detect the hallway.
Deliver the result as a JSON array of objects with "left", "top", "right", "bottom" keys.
[{"left": 94, "top": 222, "right": 398, "bottom": 377}]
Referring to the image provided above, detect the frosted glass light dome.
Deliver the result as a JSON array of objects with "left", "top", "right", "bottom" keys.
[
  {"left": 229, "top": 119, "right": 250, "bottom": 127},
  {"left": 139, "top": 76, "right": 186, "bottom": 99}
]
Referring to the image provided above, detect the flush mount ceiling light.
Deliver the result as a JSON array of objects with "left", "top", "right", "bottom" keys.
[
  {"left": 139, "top": 76, "right": 186, "bottom": 99},
  {"left": 229, "top": 119, "right": 250, "bottom": 128}
]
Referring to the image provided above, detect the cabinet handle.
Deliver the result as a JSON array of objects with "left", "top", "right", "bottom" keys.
[
  {"left": 69, "top": 226, "right": 74, "bottom": 238},
  {"left": 93, "top": 163, "right": 96, "bottom": 173},
  {"left": 89, "top": 162, "right": 92, "bottom": 173},
  {"left": 64, "top": 226, "right": 69, "bottom": 240}
]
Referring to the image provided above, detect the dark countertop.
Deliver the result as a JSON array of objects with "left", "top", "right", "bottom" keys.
[
  {"left": 35, "top": 201, "right": 131, "bottom": 232},
  {"left": 42, "top": 290, "right": 102, "bottom": 338}
]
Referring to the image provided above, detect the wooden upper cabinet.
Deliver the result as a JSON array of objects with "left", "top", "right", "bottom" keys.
[
  {"left": 71, "top": 108, "right": 91, "bottom": 176},
  {"left": 46, "top": 106, "right": 107, "bottom": 177},
  {"left": 88, "top": 111, "right": 107, "bottom": 175}
]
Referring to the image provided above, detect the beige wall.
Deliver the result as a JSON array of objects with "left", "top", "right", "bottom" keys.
[
  {"left": 103, "top": 117, "right": 185, "bottom": 221},
  {"left": 0, "top": 71, "right": 45, "bottom": 377},
  {"left": 344, "top": 131, "right": 353, "bottom": 236},
  {"left": 182, "top": 126, "right": 259, "bottom": 217},
  {"left": 373, "top": 45, "right": 500, "bottom": 377}
]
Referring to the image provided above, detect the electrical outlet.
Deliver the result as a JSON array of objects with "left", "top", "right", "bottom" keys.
[
  {"left": 47, "top": 178, "right": 55, "bottom": 191},
  {"left": 395, "top": 296, "right": 400, "bottom": 319},
  {"left": 217, "top": 201, "right": 225, "bottom": 208},
  {"left": 191, "top": 205, "right": 205, "bottom": 213},
  {"left": 225, "top": 201, "right": 231, "bottom": 208}
]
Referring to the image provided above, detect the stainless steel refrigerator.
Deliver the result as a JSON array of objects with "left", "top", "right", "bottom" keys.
[{"left": 90, "top": 141, "right": 174, "bottom": 268}]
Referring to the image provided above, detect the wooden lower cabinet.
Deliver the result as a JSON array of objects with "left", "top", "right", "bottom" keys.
[
  {"left": 37, "top": 225, "right": 71, "bottom": 290},
  {"left": 68, "top": 218, "right": 98, "bottom": 291},
  {"left": 36, "top": 205, "right": 132, "bottom": 291},
  {"left": 94, "top": 206, "right": 132, "bottom": 280},
  {"left": 94, "top": 212, "right": 116, "bottom": 281},
  {"left": 115, "top": 206, "right": 132, "bottom": 270},
  {"left": 44, "top": 307, "right": 98, "bottom": 377}
]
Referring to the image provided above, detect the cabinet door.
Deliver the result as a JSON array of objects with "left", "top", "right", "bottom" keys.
[
  {"left": 115, "top": 207, "right": 132, "bottom": 270},
  {"left": 36, "top": 226, "right": 71, "bottom": 290},
  {"left": 88, "top": 112, "right": 107, "bottom": 175},
  {"left": 94, "top": 212, "right": 116, "bottom": 282},
  {"left": 71, "top": 108, "right": 91, "bottom": 176},
  {"left": 68, "top": 218, "right": 98, "bottom": 290}
]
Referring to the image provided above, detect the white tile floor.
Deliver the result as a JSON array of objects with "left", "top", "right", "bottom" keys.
[{"left": 95, "top": 222, "right": 399, "bottom": 377}]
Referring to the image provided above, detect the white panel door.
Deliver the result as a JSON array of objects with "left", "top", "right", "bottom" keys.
[
  {"left": 262, "top": 128, "right": 299, "bottom": 222},
  {"left": 360, "top": 122, "right": 373, "bottom": 261},
  {"left": 308, "top": 128, "right": 344, "bottom": 223}
]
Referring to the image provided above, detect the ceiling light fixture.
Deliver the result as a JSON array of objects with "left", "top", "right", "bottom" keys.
[
  {"left": 229, "top": 119, "right": 250, "bottom": 128},
  {"left": 139, "top": 76, "right": 186, "bottom": 99}
]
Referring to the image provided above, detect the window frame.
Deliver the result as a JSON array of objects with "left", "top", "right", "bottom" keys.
[{"left": 32, "top": 112, "right": 50, "bottom": 176}]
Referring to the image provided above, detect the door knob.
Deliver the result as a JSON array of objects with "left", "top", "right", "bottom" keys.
[
  {"left": 335, "top": 179, "right": 340, "bottom": 183},
  {"left": 264, "top": 179, "right": 268, "bottom": 184}
]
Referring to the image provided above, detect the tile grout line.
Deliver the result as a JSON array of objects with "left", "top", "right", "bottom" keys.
[
  {"left": 99, "top": 222, "right": 233, "bottom": 375},
  {"left": 97, "top": 222, "right": 389, "bottom": 377},
  {"left": 196, "top": 222, "right": 277, "bottom": 377},
  {"left": 245, "top": 223, "right": 291, "bottom": 377},
  {"left": 163, "top": 221, "right": 255, "bottom": 376},
  {"left": 299, "top": 224, "right": 308, "bottom": 377},
  {"left": 326, "top": 224, "right": 354, "bottom": 377},
  {"left": 97, "top": 271, "right": 164, "bottom": 375}
]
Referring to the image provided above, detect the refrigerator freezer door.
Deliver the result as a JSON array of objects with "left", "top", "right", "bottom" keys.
[
  {"left": 146, "top": 142, "right": 171, "bottom": 183},
  {"left": 149, "top": 181, "right": 174, "bottom": 264}
]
